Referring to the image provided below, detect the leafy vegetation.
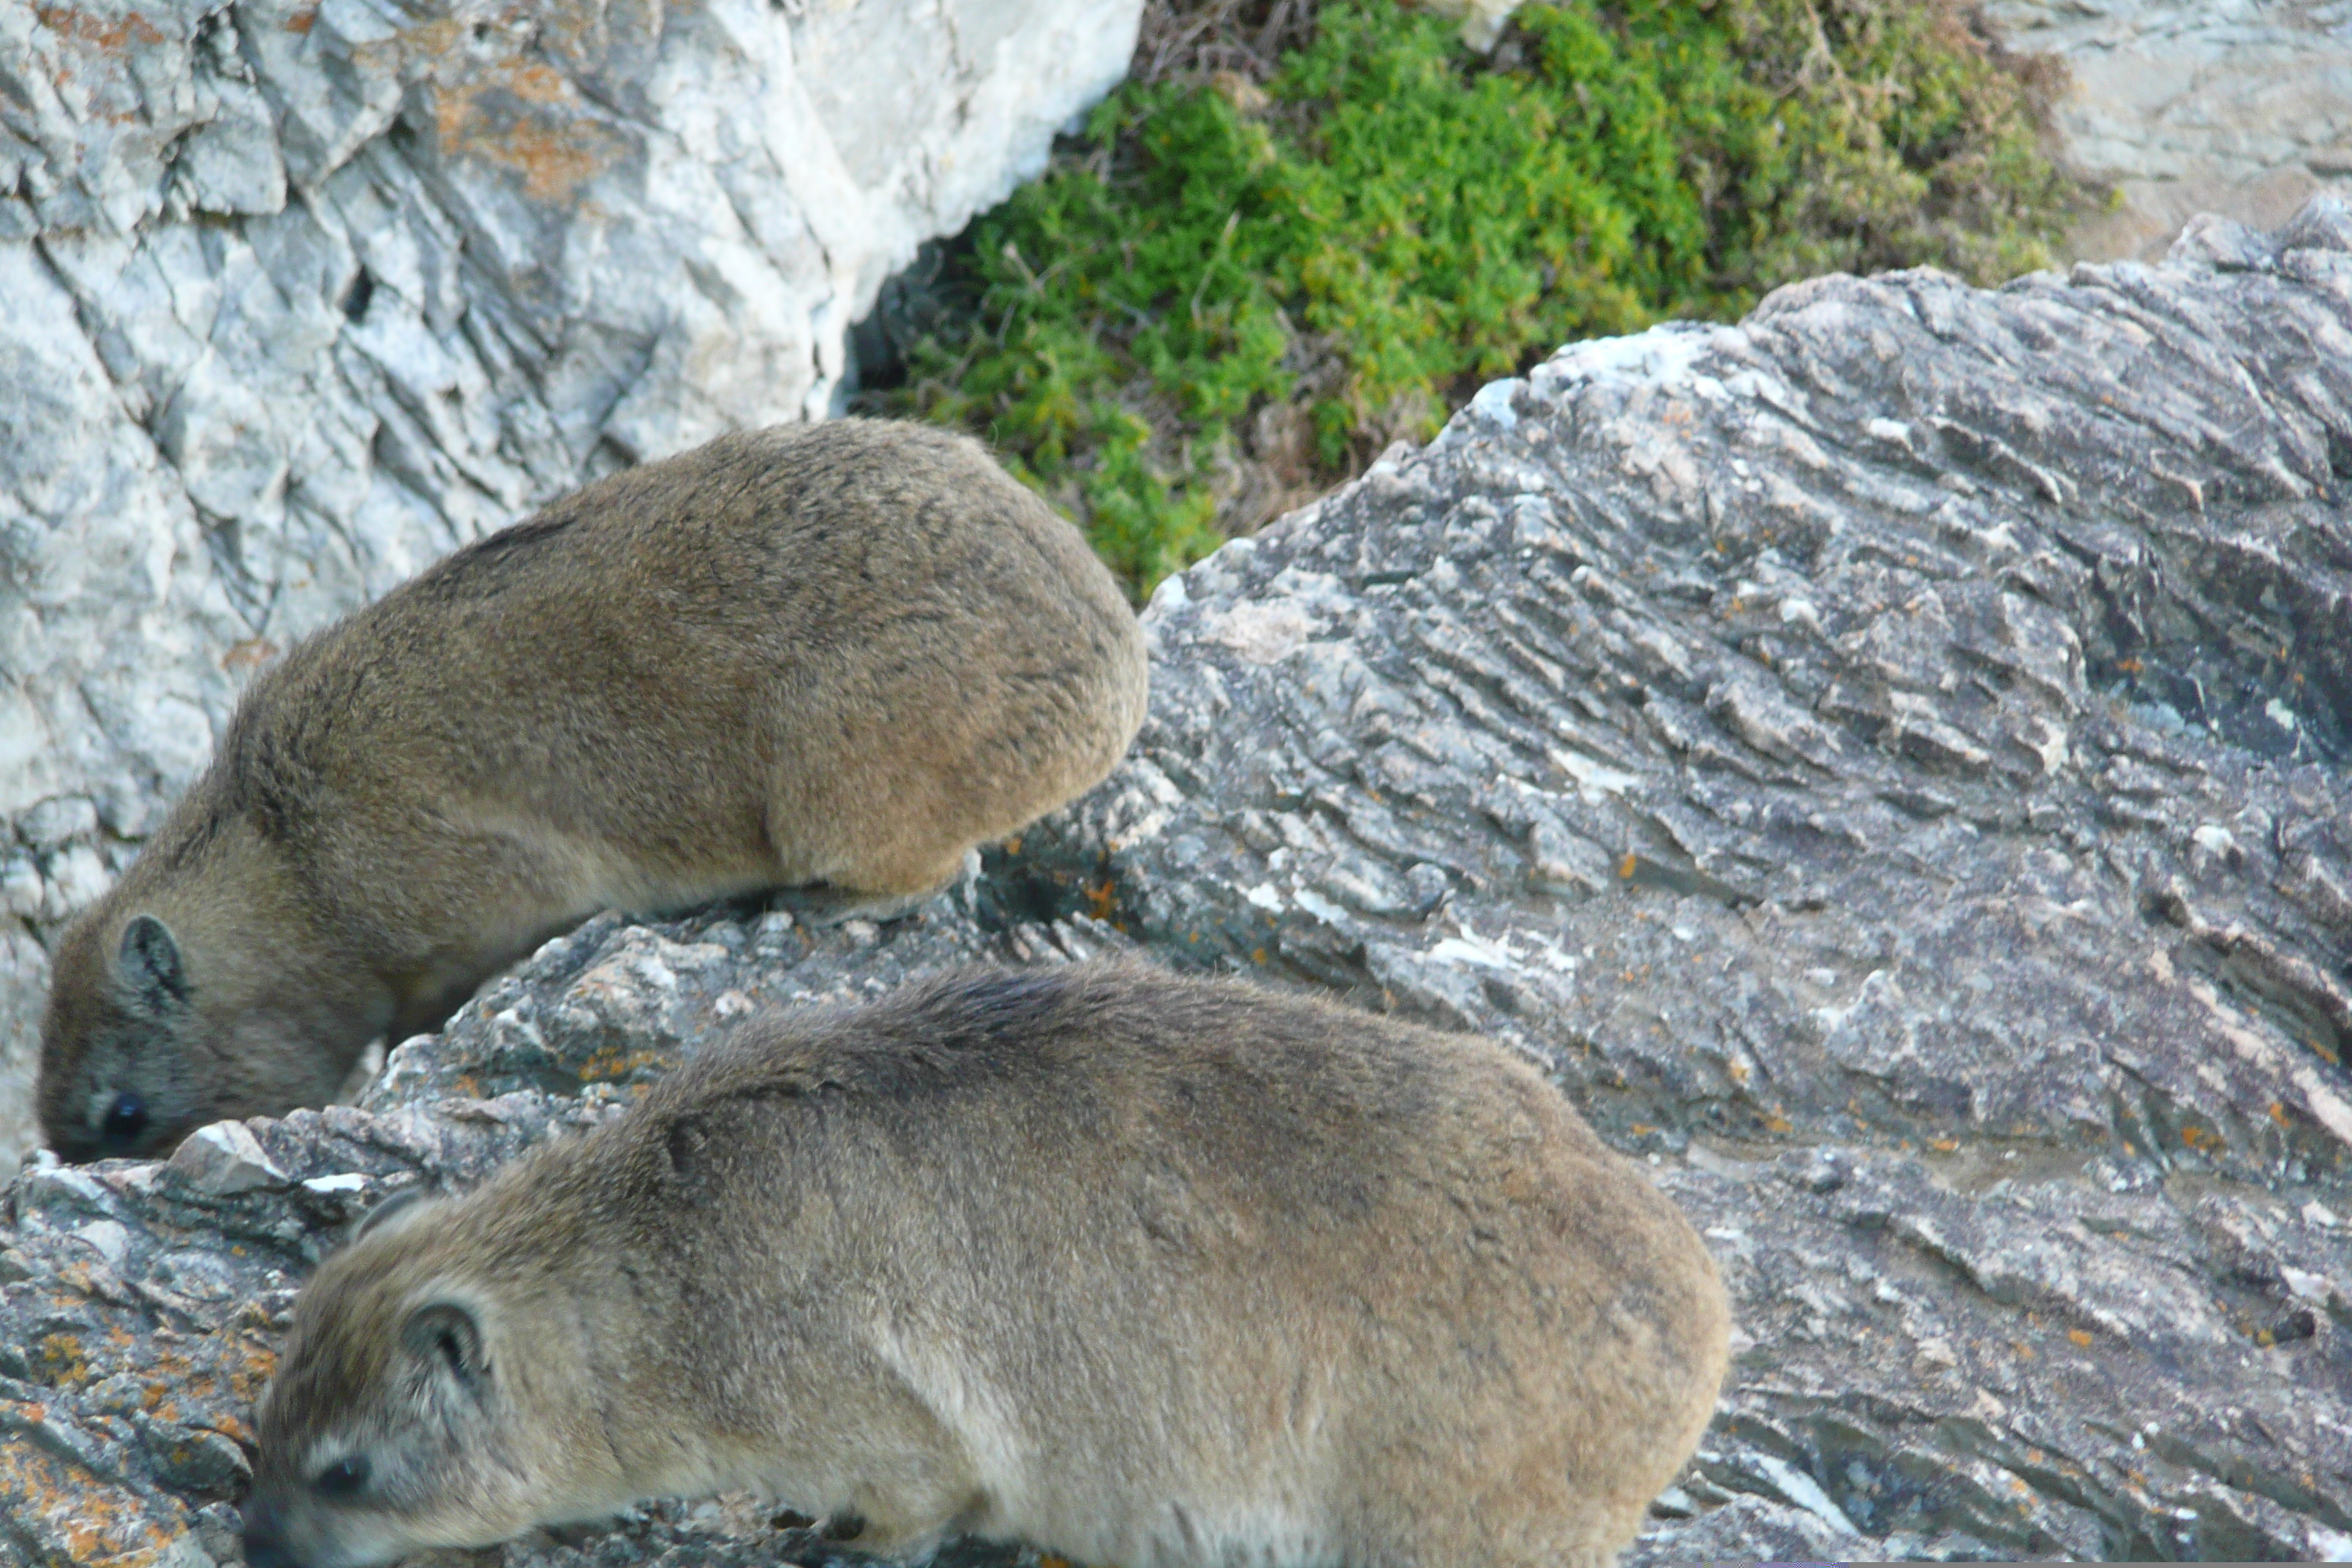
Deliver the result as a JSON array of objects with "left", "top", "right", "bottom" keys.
[{"left": 879, "top": 0, "right": 2092, "bottom": 598}]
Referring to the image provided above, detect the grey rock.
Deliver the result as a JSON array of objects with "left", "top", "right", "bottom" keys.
[
  {"left": 1986, "top": 0, "right": 2352, "bottom": 263},
  {"left": 1014, "top": 199, "right": 2352, "bottom": 1561},
  {"left": 1626, "top": 1492, "right": 1874, "bottom": 1567},
  {"left": 0, "top": 0, "right": 1146, "bottom": 1162},
  {"left": 163, "top": 1123, "right": 287, "bottom": 1196},
  {"left": 9, "top": 200, "right": 2352, "bottom": 1561}
]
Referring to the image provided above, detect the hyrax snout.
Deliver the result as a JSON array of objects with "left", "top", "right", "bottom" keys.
[
  {"left": 248, "top": 965, "right": 1732, "bottom": 1568},
  {"left": 38, "top": 420, "right": 1147, "bottom": 1162}
]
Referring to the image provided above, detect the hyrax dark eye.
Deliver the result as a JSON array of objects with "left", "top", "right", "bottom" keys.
[
  {"left": 314, "top": 1454, "right": 370, "bottom": 1496},
  {"left": 100, "top": 1093, "right": 148, "bottom": 1148}
]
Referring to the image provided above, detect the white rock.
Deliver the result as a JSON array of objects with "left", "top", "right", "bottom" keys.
[
  {"left": 17, "top": 796, "right": 97, "bottom": 851},
  {"left": 2282, "top": 1266, "right": 2336, "bottom": 1303},
  {"left": 164, "top": 1121, "right": 289, "bottom": 1195},
  {"left": 71, "top": 1220, "right": 131, "bottom": 1269}
]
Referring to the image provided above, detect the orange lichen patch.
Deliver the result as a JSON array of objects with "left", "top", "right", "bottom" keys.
[
  {"left": 226, "top": 1335, "right": 281, "bottom": 1402},
  {"left": 132, "top": 1337, "right": 274, "bottom": 1441},
  {"left": 0, "top": 1414, "right": 190, "bottom": 1563},
  {"left": 1929, "top": 1137, "right": 1959, "bottom": 1153},
  {"left": 2180, "top": 1124, "right": 2222, "bottom": 1153},
  {"left": 404, "top": 15, "right": 465, "bottom": 54},
  {"left": 1618, "top": 852, "right": 1638, "bottom": 880},
  {"left": 1083, "top": 881, "right": 1117, "bottom": 921},
  {"left": 581, "top": 1043, "right": 666, "bottom": 1082},
  {"left": 2067, "top": 1328, "right": 2093, "bottom": 1348},
  {"left": 148, "top": 1345, "right": 197, "bottom": 1376},
  {"left": 206, "top": 1409, "right": 258, "bottom": 1447},
  {"left": 34, "top": 4, "right": 167, "bottom": 51},
  {"left": 284, "top": 5, "right": 314, "bottom": 31},
  {"left": 429, "top": 56, "right": 630, "bottom": 205},
  {"left": 1761, "top": 1107, "right": 1793, "bottom": 1134},
  {"left": 222, "top": 636, "right": 279, "bottom": 672},
  {"left": 37, "top": 1333, "right": 91, "bottom": 1388},
  {"left": 491, "top": 57, "right": 576, "bottom": 106}
]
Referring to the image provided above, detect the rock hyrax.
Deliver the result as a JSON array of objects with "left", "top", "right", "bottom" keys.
[
  {"left": 246, "top": 964, "right": 1731, "bottom": 1568},
  {"left": 39, "top": 421, "right": 1147, "bottom": 1161}
]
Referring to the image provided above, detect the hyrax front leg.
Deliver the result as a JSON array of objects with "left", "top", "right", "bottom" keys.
[
  {"left": 808, "top": 1399, "right": 992, "bottom": 1564},
  {"left": 770, "top": 847, "right": 983, "bottom": 928},
  {"left": 769, "top": 885, "right": 940, "bottom": 929}
]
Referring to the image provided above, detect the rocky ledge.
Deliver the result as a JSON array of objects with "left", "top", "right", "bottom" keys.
[{"left": 7, "top": 200, "right": 2352, "bottom": 1564}]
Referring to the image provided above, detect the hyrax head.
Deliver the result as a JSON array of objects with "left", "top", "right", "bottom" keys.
[
  {"left": 38, "top": 912, "right": 214, "bottom": 1162},
  {"left": 39, "top": 903, "right": 353, "bottom": 1162},
  {"left": 246, "top": 1191, "right": 612, "bottom": 1568}
]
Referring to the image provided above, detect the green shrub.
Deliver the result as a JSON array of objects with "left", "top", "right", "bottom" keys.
[{"left": 889, "top": 0, "right": 2089, "bottom": 599}]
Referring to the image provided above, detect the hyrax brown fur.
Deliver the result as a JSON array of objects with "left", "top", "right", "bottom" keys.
[
  {"left": 246, "top": 964, "right": 1731, "bottom": 1568},
  {"left": 38, "top": 421, "right": 1147, "bottom": 1162}
]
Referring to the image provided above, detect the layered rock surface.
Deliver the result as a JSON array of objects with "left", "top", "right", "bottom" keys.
[
  {"left": 1987, "top": 0, "right": 2352, "bottom": 262},
  {"left": 7, "top": 203, "right": 2352, "bottom": 1563},
  {"left": 0, "top": 0, "right": 1146, "bottom": 1157}
]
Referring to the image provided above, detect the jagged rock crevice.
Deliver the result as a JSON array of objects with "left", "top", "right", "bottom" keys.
[{"left": 4, "top": 203, "right": 2351, "bottom": 1562}]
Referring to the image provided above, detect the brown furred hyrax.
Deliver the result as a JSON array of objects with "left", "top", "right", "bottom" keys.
[
  {"left": 244, "top": 963, "right": 1732, "bottom": 1568},
  {"left": 37, "top": 421, "right": 1148, "bottom": 1163}
]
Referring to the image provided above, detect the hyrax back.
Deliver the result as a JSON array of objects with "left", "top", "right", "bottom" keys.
[
  {"left": 38, "top": 421, "right": 1147, "bottom": 1161},
  {"left": 248, "top": 965, "right": 1731, "bottom": 1568}
]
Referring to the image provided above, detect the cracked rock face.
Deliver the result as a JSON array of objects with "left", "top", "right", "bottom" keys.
[
  {"left": 1019, "top": 200, "right": 2352, "bottom": 1563},
  {"left": 1986, "top": 0, "right": 2352, "bottom": 263},
  {"left": 8, "top": 203, "right": 2352, "bottom": 1563},
  {"left": 0, "top": 0, "right": 1145, "bottom": 1160}
]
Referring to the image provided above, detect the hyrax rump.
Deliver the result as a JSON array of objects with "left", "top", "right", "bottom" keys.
[
  {"left": 246, "top": 965, "right": 1731, "bottom": 1568},
  {"left": 38, "top": 420, "right": 1147, "bottom": 1162}
]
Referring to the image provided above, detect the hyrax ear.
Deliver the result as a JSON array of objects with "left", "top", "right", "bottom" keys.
[
  {"left": 117, "top": 916, "right": 191, "bottom": 1011},
  {"left": 402, "top": 1301, "right": 489, "bottom": 1392},
  {"left": 350, "top": 1186, "right": 432, "bottom": 1245}
]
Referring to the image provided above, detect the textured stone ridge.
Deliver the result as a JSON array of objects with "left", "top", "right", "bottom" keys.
[
  {"left": 0, "top": 0, "right": 1146, "bottom": 1159},
  {"left": 7, "top": 201, "right": 2352, "bottom": 1563},
  {"left": 1987, "top": 0, "right": 2352, "bottom": 263},
  {"left": 1030, "top": 198, "right": 2352, "bottom": 1563}
]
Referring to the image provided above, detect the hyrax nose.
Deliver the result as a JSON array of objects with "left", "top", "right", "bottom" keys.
[{"left": 240, "top": 1495, "right": 302, "bottom": 1568}]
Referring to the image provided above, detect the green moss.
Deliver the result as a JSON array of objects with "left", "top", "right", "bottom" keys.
[{"left": 889, "top": 0, "right": 2088, "bottom": 599}]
